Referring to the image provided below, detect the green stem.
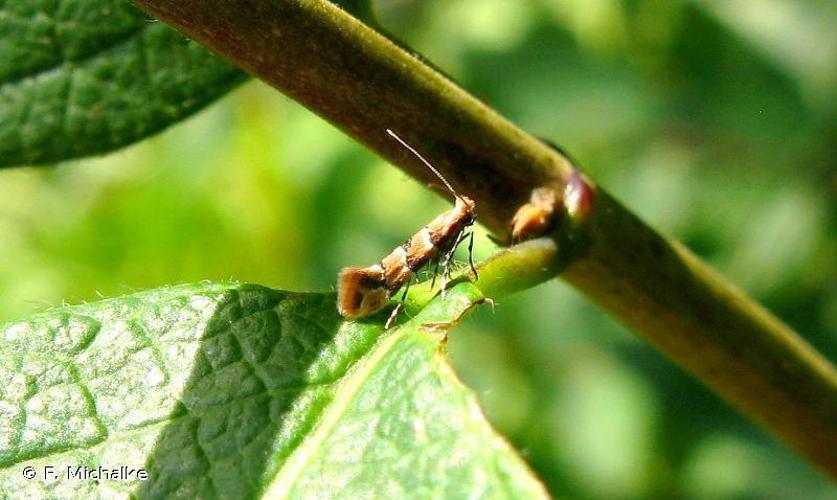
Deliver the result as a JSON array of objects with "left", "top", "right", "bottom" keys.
[
  {"left": 402, "top": 238, "right": 560, "bottom": 313},
  {"left": 563, "top": 192, "right": 837, "bottom": 475},
  {"left": 129, "top": 0, "right": 837, "bottom": 476}
]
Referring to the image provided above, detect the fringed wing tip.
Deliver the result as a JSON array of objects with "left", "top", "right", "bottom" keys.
[
  {"left": 337, "top": 267, "right": 365, "bottom": 318},
  {"left": 336, "top": 266, "right": 390, "bottom": 319}
]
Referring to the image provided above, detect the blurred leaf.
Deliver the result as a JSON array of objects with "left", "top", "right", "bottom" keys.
[
  {"left": 0, "top": 0, "right": 246, "bottom": 167},
  {"left": 695, "top": 0, "right": 837, "bottom": 107},
  {"left": 0, "top": 281, "right": 546, "bottom": 498}
]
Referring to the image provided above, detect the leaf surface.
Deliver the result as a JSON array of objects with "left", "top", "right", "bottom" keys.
[
  {"left": 0, "top": 282, "right": 546, "bottom": 498},
  {"left": 0, "top": 0, "right": 246, "bottom": 167}
]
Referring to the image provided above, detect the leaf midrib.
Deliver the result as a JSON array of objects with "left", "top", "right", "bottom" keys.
[{"left": 261, "top": 323, "right": 407, "bottom": 497}]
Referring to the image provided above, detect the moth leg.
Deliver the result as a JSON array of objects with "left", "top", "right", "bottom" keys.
[
  {"left": 429, "top": 256, "right": 441, "bottom": 291},
  {"left": 385, "top": 304, "right": 402, "bottom": 330},
  {"left": 385, "top": 278, "right": 412, "bottom": 329},
  {"left": 400, "top": 277, "right": 412, "bottom": 302},
  {"left": 467, "top": 231, "right": 478, "bottom": 279},
  {"left": 440, "top": 230, "right": 466, "bottom": 299},
  {"left": 440, "top": 246, "right": 454, "bottom": 299}
]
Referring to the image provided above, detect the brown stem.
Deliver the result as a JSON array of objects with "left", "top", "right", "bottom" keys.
[{"left": 129, "top": 0, "right": 837, "bottom": 476}]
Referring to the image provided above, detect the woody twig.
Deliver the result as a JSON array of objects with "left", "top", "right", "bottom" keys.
[{"left": 130, "top": 0, "right": 837, "bottom": 477}]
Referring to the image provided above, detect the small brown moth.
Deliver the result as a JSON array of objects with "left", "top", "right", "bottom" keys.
[{"left": 337, "top": 129, "right": 477, "bottom": 327}]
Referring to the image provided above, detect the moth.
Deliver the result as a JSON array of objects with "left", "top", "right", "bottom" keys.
[{"left": 337, "top": 129, "right": 477, "bottom": 327}]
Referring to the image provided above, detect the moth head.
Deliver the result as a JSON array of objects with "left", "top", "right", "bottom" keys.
[{"left": 457, "top": 195, "right": 477, "bottom": 226}]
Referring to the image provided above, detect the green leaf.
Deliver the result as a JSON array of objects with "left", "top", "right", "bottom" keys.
[
  {"left": 0, "top": 282, "right": 546, "bottom": 498},
  {"left": 0, "top": 0, "right": 247, "bottom": 167}
]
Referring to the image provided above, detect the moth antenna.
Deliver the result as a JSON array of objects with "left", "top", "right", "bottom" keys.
[{"left": 386, "top": 129, "right": 460, "bottom": 200}]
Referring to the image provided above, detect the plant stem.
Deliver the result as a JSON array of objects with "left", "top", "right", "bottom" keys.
[
  {"left": 563, "top": 192, "right": 837, "bottom": 475},
  {"left": 129, "top": 0, "right": 837, "bottom": 476}
]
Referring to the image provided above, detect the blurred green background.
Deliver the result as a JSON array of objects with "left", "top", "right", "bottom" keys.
[{"left": 1, "top": 0, "right": 835, "bottom": 497}]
